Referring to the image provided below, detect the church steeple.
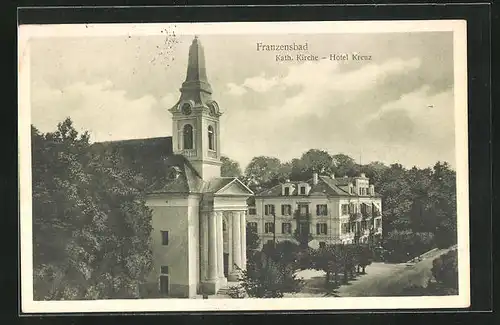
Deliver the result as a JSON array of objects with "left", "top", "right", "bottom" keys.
[
  {"left": 181, "top": 35, "right": 213, "bottom": 95},
  {"left": 169, "top": 36, "right": 223, "bottom": 181}
]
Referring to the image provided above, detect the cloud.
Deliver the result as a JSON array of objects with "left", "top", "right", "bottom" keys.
[
  {"left": 226, "top": 82, "right": 247, "bottom": 96},
  {"left": 221, "top": 57, "right": 454, "bottom": 169},
  {"left": 31, "top": 80, "right": 174, "bottom": 143}
]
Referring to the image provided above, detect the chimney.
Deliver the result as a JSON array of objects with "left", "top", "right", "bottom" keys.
[{"left": 312, "top": 172, "right": 319, "bottom": 185}]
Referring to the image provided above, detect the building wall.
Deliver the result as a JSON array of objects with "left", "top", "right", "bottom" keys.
[{"left": 144, "top": 194, "right": 201, "bottom": 298}]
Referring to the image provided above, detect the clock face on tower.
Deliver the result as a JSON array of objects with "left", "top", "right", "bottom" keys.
[{"left": 181, "top": 103, "right": 192, "bottom": 115}]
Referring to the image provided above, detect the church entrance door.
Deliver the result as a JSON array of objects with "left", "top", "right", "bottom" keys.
[{"left": 223, "top": 253, "right": 229, "bottom": 277}]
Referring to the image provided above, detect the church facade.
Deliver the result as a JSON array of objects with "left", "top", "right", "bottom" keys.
[{"left": 114, "top": 37, "right": 254, "bottom": 298}]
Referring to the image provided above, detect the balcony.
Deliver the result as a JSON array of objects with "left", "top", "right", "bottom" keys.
[
  {"left": 180, "top": 149, "right": 197, "bottom": 157},
  {"left": 208, "top": 150, "right": 217, "bottom": 158}
]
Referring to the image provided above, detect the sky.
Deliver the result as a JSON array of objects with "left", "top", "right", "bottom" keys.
[{"left": 29, "top": 31, "right": 456, "bottom": 170}]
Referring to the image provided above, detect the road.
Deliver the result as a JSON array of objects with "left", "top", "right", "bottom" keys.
[{"left": 292, "top": 247, "right": 453, "bottom": 297}]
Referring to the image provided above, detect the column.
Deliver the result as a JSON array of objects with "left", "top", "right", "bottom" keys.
[
  {"left": 200, "top": 211, "right": 208, "bottom": 281},
  {"left": 227, "top": 212, "right": 233, "bottom": 275},
  {"left": 240, "top": 211, "right": 247, "bottom": 271},
  {"left": 207, "top": 211, "right": 217, "bottom": 281},
  {"left": 232, "top": 211, "right": 242, "bottom": 270},
  {"left": 216, "top": 211, "right": 225, "bottom": 280}
]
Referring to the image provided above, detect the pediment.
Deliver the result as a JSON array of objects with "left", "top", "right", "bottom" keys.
[{"left": 214, "top": 178, "right": 254, "bottom": 196}]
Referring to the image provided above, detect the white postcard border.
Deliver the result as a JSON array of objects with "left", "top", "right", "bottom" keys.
[{"left": 18, "top": 20, "right": 470, "bottom": 313}]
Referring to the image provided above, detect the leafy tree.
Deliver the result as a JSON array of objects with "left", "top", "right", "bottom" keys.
[
  {"left": 311, "top": 244, "right": 341, "bottom": 287},
  {"left": 246, "top": 225, "right": 260, "bottom": 252},
  {"left": 244, "top": 156, "right": 283, "bottom": 191},
  {"left": 220, "top": 156, "right": 242, "bottom": 177},
  {"left": 32, "top": 119, "right": 153, "bottom": 300},
  {"left": 238, "top": 251, "right": 303, "bottom": 298},
  {"left": 298, "top": 149, "right": 335, "bottom": 178},
  {"left": 332, "top": 153, "right": 359, "bottom": 177}
]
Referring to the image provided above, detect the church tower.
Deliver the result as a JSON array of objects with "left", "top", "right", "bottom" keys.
[{"left": 169, "top": 36, "right": 223, "bottom": 180}]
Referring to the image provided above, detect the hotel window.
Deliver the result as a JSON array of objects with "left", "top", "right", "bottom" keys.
[
  {"left": 265, "top": 222, "right": 275, "bottom": 234},
  {"left": 159, "top": 266, "right": 169, "bottom": 296},
  {"left": 282, "top": 222, "right": 292, "bottom": 234},
  {"left": 183, "top": 124, "right": 194, "bottom": 150},
  {"left": 248, "top": 207, "right": 256, "bottom": 215},
  {"left": 316, "top": 223, "right": 328, "bottom": 235},
  {"left": 350, "top": 186, "right": 354, "bottom": 194},
  {"left": 375, "top": 218, "right": 381, "bottom": 229},
  {"left": 161, "top": 231, "right": 169, "bottom": 245},
  {"left": 284, "top": 187, "right": 290, "bottom": 196},
  {"left": 281, "top": 204, "right": 292, "bottom": 216},
  {"left": 223, "top": 220, "right": 227, "bottom": 232},
  {"left": 208, "top": 125, "right": 215, "bottom": 150},
  {"left": 316, "top": 204, "right": 328, "bottom": 216},
  {"left": 300, "top": 186, "right": 306, "bottom": 195},
  {"left": 247, "top": 222, "right": 258, "bottom": 232},
  {"left": 298, "top": 204, "right": 309, "bottom": 216},
  {"left": 341, "top": 204, "right": 349, "bottom": 215},
  {"left": 342, "top": 223, "right": 350, "bottom": 234},
  {"left": 319, "top": 242, "right": 326, "bottom": 249},
  {"left": 264, "top": 204, "right": 275, "bottom": 216}
]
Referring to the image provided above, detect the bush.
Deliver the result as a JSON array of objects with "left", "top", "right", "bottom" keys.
[
  {"left": 383, "top": 230, "right": 435, "bottom": 262},
  {"left": 431, "top": 249, "right": 458, "bottom": 291}
]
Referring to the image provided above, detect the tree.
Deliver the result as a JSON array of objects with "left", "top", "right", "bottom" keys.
[
  {"left": 237, "top": 251, "right": 303, "bottom": 298},
  {"left": 246, "top": 225, "right": 260, "bottom": 252},
  {"left": 311, "top": 244, "right": 341, "bottom": 287},
  {"left": 32, "top": 119, "right": 153, "bottom": 300},
  {"left": 332, "top": 153, "right": 359, "bottom": 177},
  {"left": 244, "top": 156, "right": 283, "bottom": 191},
  {"left": 220, "top": 156, "right": 242, "bottom": 177},
  {"left": 298, "top": 149, "right": 335, "bottom": 178},
  {"left": 431, "top": 249, "right": 458, "bottom": 293}
]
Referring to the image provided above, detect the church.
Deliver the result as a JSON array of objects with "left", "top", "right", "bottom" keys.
[{"left": 93, "top": 36, "right": 254, "bottom": 298}]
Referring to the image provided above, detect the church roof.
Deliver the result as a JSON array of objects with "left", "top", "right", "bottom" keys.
[{"left": 90, "top": 136, "right": 247, "bottom": 195}]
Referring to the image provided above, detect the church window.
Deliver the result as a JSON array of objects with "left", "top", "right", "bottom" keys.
[
  {"left": 183, "top": 124, "right": 194, "bottom": 150},
  {"left": 161, "top": 231, "right": 169, "bottom": 245},
  {"left": 208, "top": 125, "right": 215, "bottom": 150}
]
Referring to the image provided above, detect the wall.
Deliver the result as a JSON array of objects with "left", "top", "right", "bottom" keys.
[{"left": 144, "top": 194, "right": 200, "bottom": 298}]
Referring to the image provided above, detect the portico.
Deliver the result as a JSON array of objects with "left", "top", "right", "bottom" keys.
[{"left": 199, "top": 180, "right": 252, "bottom": 294}]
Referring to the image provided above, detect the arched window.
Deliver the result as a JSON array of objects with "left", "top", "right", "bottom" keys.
[
  {"left": 208, "top": 125, "right": 215, "bottom": 150},
  {"left": 183, "top": 124, "right": 193, "bottom": 149}
]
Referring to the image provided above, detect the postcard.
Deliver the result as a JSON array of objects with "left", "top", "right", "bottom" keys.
[{"left": 18, "top": 20, "right": 469, "bottom": 313}]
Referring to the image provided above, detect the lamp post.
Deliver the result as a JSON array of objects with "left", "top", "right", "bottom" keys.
[{"left": 272, "top": 212, "right": 276, "bottom": 249}]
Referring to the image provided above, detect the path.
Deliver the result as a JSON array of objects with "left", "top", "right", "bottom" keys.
[{"left": 291, "top": 247, "right": 453, "bottom": 297}]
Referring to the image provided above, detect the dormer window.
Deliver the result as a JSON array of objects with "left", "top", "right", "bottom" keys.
[
  {"left": 284, "top": 187, "right": 290, "bottom": 196},
  {"left": 300, "top": 186, "right": 306, "bottom": 195}
]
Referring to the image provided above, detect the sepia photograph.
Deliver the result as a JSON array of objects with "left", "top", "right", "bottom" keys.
[{"left": 18, "top": 20, "right": 469, "bottom": 312}]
